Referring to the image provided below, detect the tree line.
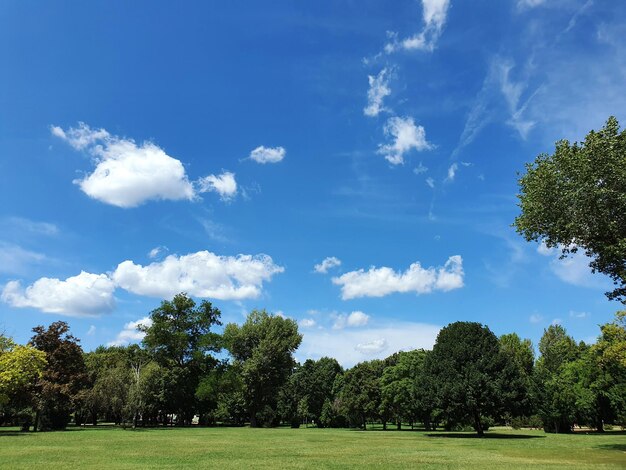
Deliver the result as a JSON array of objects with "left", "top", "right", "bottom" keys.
[{"left": 1, "top": 293, "right": 625, "bottom": 436}]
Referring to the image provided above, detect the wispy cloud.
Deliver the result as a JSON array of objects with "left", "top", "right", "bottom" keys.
[
  {"left": 364, "top": 68, "right": 392, "bottom": 117},
  {"left": 197, "top": 171, "right": 238, "bottom": 201},
  {"left": 385, "top": 0, "right": 451, "bottom": 53},
  {"left": 314, "top": 256, "right": 342, "bottom": 274}
]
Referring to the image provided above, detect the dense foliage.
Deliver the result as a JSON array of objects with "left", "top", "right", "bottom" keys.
[
  {"left": 514, "top": 116, "right": 626, "bottom": 302},
  {"left": 1, "top": 296, "right": 625, "bottom": 435}
]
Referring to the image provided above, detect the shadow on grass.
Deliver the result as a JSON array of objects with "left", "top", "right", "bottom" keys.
[
  {"left": 426, "top": 432, "right": 545, "bottom": 439},
  {"left": 0, "top": 431, "right": 29, "bottom": 437},
  {"left": 595, "top": 444, "right": 626, "bottom": 452}
]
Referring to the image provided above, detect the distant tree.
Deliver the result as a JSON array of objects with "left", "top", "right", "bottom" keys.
[
  {"left": 30, "top": 321, "right": 89, "bottom": 431},
  {"left": 427, "top": 322, "right": 517, "bottom": 436},
  {"left": 534, "top": 325, "right": 581, "bottom": 433},
  {"left": 140, "top": 293, "right": 222, "bottom": 424},
  {"left": 223, "top": 310, "right": 302, "bottom": 427},
  {"left": 514, "top": 116, "right": 626, "bottom": 302},
  {"left": 0, "top": 335, "right": 46, "bottom": 406},
  {"left": 380, "top": 350, "right": 427, "bottom": 430},
  {"left": 499, "top": 333, "right": 535, "bottom": 419},
  {"left": 338, "top": 360, "right": 383, "bottom": 430}
]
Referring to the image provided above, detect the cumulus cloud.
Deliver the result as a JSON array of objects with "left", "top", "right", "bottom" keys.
[
  {"left": 296, "top": 321, "right": 441, "bottom": 367},
  {"left": 332, "top": 255, "right": 463, "bottom": 300},
  {"left": 197, "top": 171, "right": 238, "bottom": 201},
  {"left": 249, "top": 146, "right": 286, "bottom": 164},
  {"left": 332, "top": 311, "right": 370, "bottom": 329},
  {"left": 378, "top": 116, "right": 433, "bottom": 165},
  {"left": 314, "top": 256, "right": 342, "bottom": 274},
  {"left": 385, "top": 0, "right": 450, "bottom": 53},
  {"left": 108, "top": 316, "right": 153, "bottom": 347},
  {"left": 299, "top": 318, "right": 317, "bottom": 328},
  {"left": 1, "top": 271, "right": 116, "bottom": 317},
  {"left": 112, "top": 250, "right": 284, "bottom": 300},
  {"left": 53, "top": 123, "right": 196, "bottom": 207},
  {"left": 364, "top": 68, "right": 391, "bottom": 117}
]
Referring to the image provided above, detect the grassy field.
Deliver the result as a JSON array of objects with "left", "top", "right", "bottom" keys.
[{"left": 0, "top": 426, "right": 624, "bottom": 469}]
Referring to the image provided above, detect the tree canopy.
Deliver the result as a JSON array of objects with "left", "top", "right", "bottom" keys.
[{"left": 514, "top": 116, "right": 626, "bottom": 302}]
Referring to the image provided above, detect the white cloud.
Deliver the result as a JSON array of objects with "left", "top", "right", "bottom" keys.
[
  {"left": 1, "top": 271, "right": 116, "bottom": 317},
  {"left": 426, "top": 177, "right": 435, "bottom": 188},
  {"left": 517, "top": 0, "right": 545, "bottom": 10},
  {"left": 197, "top": 171, "right": 238, "bottom": 201},
  {"left": 551, "top": 318, "right": 563, "bottom": 326},
  {"left": 355, "top": 338, "right": 387, "bottom": 354},
  {"left": 108, "top": 316, "right": 153, "bottom": 347},
  {"left": 112, "top": 250, "right": 284, "bottom": 300},
  {"left": 1, "top": 217, "right": 59, "bottom": 236},
  {"left": 569, "top": 310, "right": 589, "bottom": 319},
  {"left": 332, "top": 255, "right": 463, "bottom": 300},
  {"left": 333, "top": 310, "right": 370, "bottom": 329},
  {"left": 53, "top": 123, "right": 197, "bottom": 208},
  {"left": 538, "top": 243, "right": 610, "bottom": 289},
  {"left": 87, "top": 325, "right": 96, "bottom": 336},
  {"left": 446, "top": 162, "right": 458, "bottom": 182},
  {"left": 378, "top": 116, "right": 433, "bottom": 165},
  {"left": 385, "top": 0, "right": 450, "bottom": 53},
  {"left": 296, "top": 321, "right": 440, "bottom": 367},
  {"left": 0, "top": 242, "right": 47, "bottom": 275},
  {"left": 496, "top": 59, "right": 537, "bottom": 139},
  {"left": 299, "top": 318, "right": 316, "bottom": 328},
  {"left": 413, "top": 162, "right": 428, "bottom": 175},
  {"left": 249, "top": 146, "right": 286, "bottom": 164},
  {"left": 364, "top": 68, "right": 391, "bottom": 117},
  {"left": 148, "top": 246, "right": 168, "bottom": 259},
  {"left": 314, "top": 256, "right": 342, "bottom": 274},
  {"left": 529, "top": 313, "right": 543, "bottom": 323}
]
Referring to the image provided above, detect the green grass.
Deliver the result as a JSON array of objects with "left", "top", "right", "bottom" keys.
[{"left": 1, "top": 426, "right": 624, "bottom": 469}]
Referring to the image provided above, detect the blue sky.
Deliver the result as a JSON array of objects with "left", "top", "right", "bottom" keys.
[{"left": 1, "top": 0, "right": 624, "bottom": 365}]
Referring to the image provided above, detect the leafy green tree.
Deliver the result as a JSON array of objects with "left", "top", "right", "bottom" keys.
[
  {"left": 30, "top": 321, "right": 89, "bottom": 431},
  {"left": 514, "top": 116, "right": 626, "bottom": 302},
  {"left": 427, "top": 322, "right": 518, "bottom": 436},
  {"left": 499, "top": 333, "right": 535, "bottom": 419},
  {"left": 0, "top": 336, "right": 47, "bottom": 406},
  {"left": 338, "top": 360, "right": 383, "bottom": 430},
  {"left": 223, "top": 310, "right": 302, "bottom": 427},
  {"left": 380, "top": 350, "right": 427, "bottom": 430},
  {"left": 140, "top": 293, "right": 222, "bottom": 424},
  {"left": 534, "top": 325, "right": 581, "bottom": 433}
]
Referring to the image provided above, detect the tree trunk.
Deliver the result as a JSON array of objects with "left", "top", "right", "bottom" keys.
[
  {"left": 397, "top": 421, "right": 401, "bottom": 431},
  {"left": 474, "top": 413, "right": 484, "bottom": 437}
]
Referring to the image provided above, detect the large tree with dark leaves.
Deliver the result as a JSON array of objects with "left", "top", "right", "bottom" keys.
[
  {"left": 140, "top": 293, "right": 222, "bottom": 424},
  {"left": 30, "top": 321, "right": 88, "bottom": 431},
  {"left": 427, "top": 321, "right": 519, "bottom": 436}
]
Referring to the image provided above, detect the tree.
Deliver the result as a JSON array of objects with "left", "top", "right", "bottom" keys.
[
  {"left": 338, "top": 360, "right": 383, "bottom": 430},
  {"left": 534, "top": 325, "right": 581, "bottom": 433},
  {"left": 223, "top": 310, "right": 302, "bottom": 427},
  {"left": 514, "top": 116, "right": 626, "bottom": 302},
  {"left": 0, "top": 336, "right": 47, "bottom": 406},
  {"left": 499, "top": 333, "right": 535, "bottom": 419},
  {"left": 30, "top": 321, "right": 89, "bottom": 431},
  {"left": 427, "top": 322, "right": 518, "bottom": 436},
  {"left": 140, "top": 293, "right": 222, "bottom": 424}
]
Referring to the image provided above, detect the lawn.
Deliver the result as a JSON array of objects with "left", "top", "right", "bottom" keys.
[{"left": 0, "top": 426, "right": 624, "bottom": 469}]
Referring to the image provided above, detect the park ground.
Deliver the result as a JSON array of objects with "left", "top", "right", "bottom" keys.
[{"left": 0, "top": 426, "right": 624, "bottom": 469}]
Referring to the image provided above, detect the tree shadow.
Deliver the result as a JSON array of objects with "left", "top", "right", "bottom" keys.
[
  {"left": 0, "top": 431, "right": 29, "bottom": 437},
  {"left": 426, "top": 432, "right": 545, "bottom": 439},
  {"left": 595, "top": 444, "right": 626, "bottom": 452}
]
